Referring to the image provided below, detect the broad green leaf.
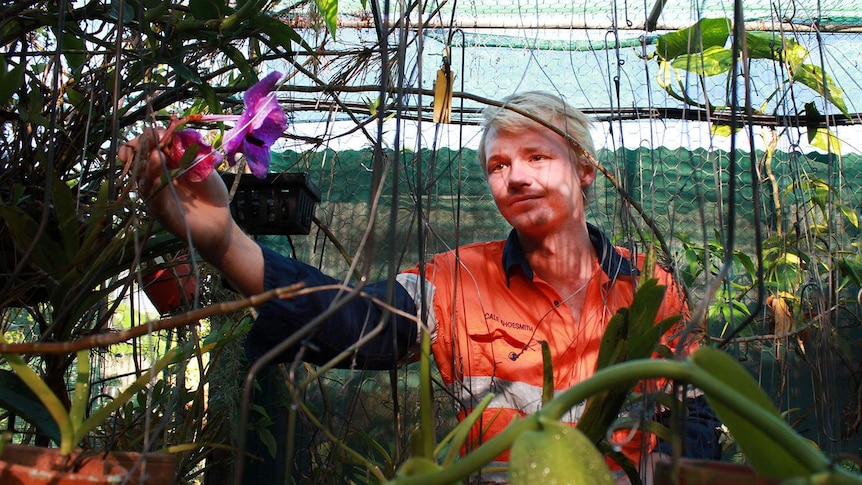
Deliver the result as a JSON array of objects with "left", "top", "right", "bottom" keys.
[
  {"left": 745, "top": 31, "right": 808, "bottom": 68},
  {"left": 837, "top": 258, "right": 862, "bottom": 286},
  {"left": 198, "top": 83, "right": 222, "bottom": 115},
  {"left": 710, "top": 123, "right": 734, "bottom": 137},
  {"left": 314, "top": 0, "right": 338, "bottom": 38},
  {"left": 0, "top": 369, "right": 61, "bottom": 443},
  {"left": 219, "top": 43, "right": 256, "bottom": 86},
  {"left": 734, "top": 249, "right": 757, "bottom": 279},
  {"left": 23, "top": 82, "right": 50, "bottom": 127},
  {"left": 808, "top": 127, "right": 842, "bottom": 155},
  {"left": 691, "top": 346, "right": 811, "bottom": 478},
  {"left": 108, "top": 0, "right": 136, "bottom": 23},
  {"left": 69, "top": 350, "right": 90, "bottom": 434},
  {"left": 0, "top": 59, "right": 25, "bottom": 106},
  {"left": 440, "top": 393, "right": 494, "bottom": 466},
  {"left": 258, "top": 427, "right": 277, "bottom": 457},
  {"left": 78, "top": 181, "right": 110, "bottom": 255},
  {"left": 77, "top": 348, "right": 184, "bottom": 445},
  {"left": 670, "top": 45, "right": 734, "bottom": 76},
  {"left": 169, "top": 61, "right": 203, "bottom": 85},
  {"left": 578, "top": 280, "right": 673, "bottom": 445},
  {"left": 839, "top": 204, "right": 859, "bottom": 229},
  {"left": 51, "top": 175, "right": 80, "bottom": 263},
  {"left": 189, "top": 0, "right": 231, "bottom": 20},
  {"left": 254, "top": 14, "right": 313, "bottom": 55},
  {"left": 2, "top": 352, "right": 74, "bottom": 453},
  {"left": 796, "top": 64, "right": 850, "bottom": 117},
  {"left": 510, "top": 418, "right": 614, "bottom": 485},
  {"left": 61, "top": 30, "right": 87, "bottom": 76},
  {"left": 655, "top": 17, "right": 731, "bottom": 61},
  {"left": 745, "top": 31, "right": 783, "bottom": 60},
  {"left": 65, "top": 88, "right": 90, "bottom": 115},
  {"left": 0, "top": 205, "right": 66, "bottom": 272}
]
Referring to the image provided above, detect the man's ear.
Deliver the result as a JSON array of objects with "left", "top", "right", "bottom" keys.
[{"left": 579, "top": 159, "right": 597, "bottom": 187}]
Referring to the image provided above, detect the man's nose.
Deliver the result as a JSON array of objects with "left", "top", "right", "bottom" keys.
[{"left": 507, "top": 161, "right": 532, "bottom": 187}]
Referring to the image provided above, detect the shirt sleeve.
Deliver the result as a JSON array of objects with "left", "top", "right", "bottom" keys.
[{"left": 245, "top": 244, "right": 419, "bottom": 370}]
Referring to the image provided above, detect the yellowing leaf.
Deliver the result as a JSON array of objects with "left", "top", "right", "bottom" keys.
[{"left": 767, "top": 295, "right": 794, "bottom": 335}]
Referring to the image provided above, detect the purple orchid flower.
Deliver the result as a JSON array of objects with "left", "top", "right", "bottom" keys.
[
  {"left": 222, "top": 71, "right": 288, "bottom": 178},
  {"left": 164, "top": 129, "right": 223, "bottom": 182}
]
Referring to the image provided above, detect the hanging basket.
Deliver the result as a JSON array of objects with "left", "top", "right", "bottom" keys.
[
  {"left": 0, "top": 444, "right": 176, "bottom": 485},
  {"left": 220, "top": 172, "right": 322, "bottom": 235},
  {"left": 141, "top": 257, "right": 197, "bottom": 315}
]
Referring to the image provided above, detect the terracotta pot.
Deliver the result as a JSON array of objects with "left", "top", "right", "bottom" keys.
[
  {"left": 0, "top": 444, "right": 176, "bottom": 484},
  {"left": 141, "top": 260, "right": 197, "bottom": 315},
  {"left": 654, "top": 458, "right": 782, "bottom": 485}
]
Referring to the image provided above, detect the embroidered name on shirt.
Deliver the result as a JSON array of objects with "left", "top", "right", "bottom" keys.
[{"left": 485, "top": 312, "right": 534, "bottom": 332}]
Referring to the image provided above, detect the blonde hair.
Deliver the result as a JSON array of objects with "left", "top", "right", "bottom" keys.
[{"left": 477, "top": 91, "right": 596, "bottom": 177}]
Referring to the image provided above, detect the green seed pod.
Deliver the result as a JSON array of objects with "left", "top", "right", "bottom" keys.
[{"left": 509, "top": 418, "right": 615, "bottom": 485}]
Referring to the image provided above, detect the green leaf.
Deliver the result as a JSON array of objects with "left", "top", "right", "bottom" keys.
[
  {"left": 670, "top": 45, "right": 734, "bottom": 76},
  {"left": 804, "top": 103, "right": 842, "bottom": 153},
  {"left": 61, "top": 31, "right": 87, "bottom": 76},
  {"left": 655, "top": 17, "right": 731, "bottom": 61},
  {"left": 64, "top": 88, "right": 90, "bottom": 115},
  {"left": 691, "top": 346, "right": 811, "bottom": 478},
  {"left": 254, "top": 14, "right": 313, "bottom": 54},
  {"left": 733, "top": 249, "right": 757, "bottom": 280},
  {"left": 807, "top": 127, "right": 842, "bottom": 154},
  {"left": 108, "top": 0, "right": 136, "bottom": 23},
  {"left": 69, "top": 350, "right": 90, "bottom": 434},
  {"left": 314, "top": 0, "right": 338, "bottom": 38},
  {"left": 51, "top": 177, "right": 80, "bottom": 264},
  {"left": 189, "top": 0, "right": 232, "bottom": 20},
  {"left": 746, "top": 32, "right": 809, "bottom": 70},
  {"left": 2, "top": 352, "right": 74, "bottom": 453},
  {"left": 257, "top": 427, "right": 277, "bottom": 458},
  {"left": 440, "top": 393, "right": 493, "bottom": 467},
  {"left": 745, "top": 31, "right": 783, "bottom": 60},
  {"left": 0, "top": 369, "right": 61, "bottom": 443},
  {"left": 0, "top": 59, "right": 25, "bottom": 106},
  {"left": 710, "top": 123, "right": 736, "bottom": 137},
  {"left": 838, "top": 203, "right": 859, "bottom": 229},
  {"left": 837, "top": 258, "right": 862, "bottom": 286},
  {"left": 77, "top": 348, "right": 184, "bottom": 445},
  {"left": 796, "top": 64, "right": 850, "bottom": 118},
  {"left": 198, "top": 83, "right": 222, "bottom": 115},
  {"left": 169, "top": 61, "right": 203, "bottom": 85},
  {"left": 219, "top": 43, "right": 257, "bottom": 87},
  {"left": 0, "top": 205, "right": 66, "bottom": 273},
  {"left": 578, "top": 279, "right": 674, "bottom": 445}
]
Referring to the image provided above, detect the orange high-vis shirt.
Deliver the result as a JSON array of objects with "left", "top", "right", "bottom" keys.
[{"left": 397, "top": 224, "right": 691, "bottom": 478}]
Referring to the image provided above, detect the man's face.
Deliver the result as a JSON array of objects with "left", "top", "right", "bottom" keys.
[{"left": 483, "top": 123, "right": 595, "bottom": 238}]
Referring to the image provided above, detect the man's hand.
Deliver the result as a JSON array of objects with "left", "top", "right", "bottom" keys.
[{"left": 120, "top": 129, "right": 264, "bottom": 296}]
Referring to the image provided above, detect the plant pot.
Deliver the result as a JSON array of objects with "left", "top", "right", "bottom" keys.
[
  {"left": 0, "top": 444, "right": 176, "bottom": 484},
  {"left": 220, "top": 172, "right": 322, "bottom": 235},
  {"left": 654, "top": 458, "right": 783, "bottom": 485},
  {"left": 141, "top": 259, "right": 197, "bottom": 315}
]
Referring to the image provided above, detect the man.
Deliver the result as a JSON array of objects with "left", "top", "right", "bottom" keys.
[{"left": 128, "top": 91, "right": 719, "bottom": 483}]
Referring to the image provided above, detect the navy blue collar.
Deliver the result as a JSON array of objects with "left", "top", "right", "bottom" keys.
[{"left": 501, "top": 223, "right": 640, "bottom": 286}]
